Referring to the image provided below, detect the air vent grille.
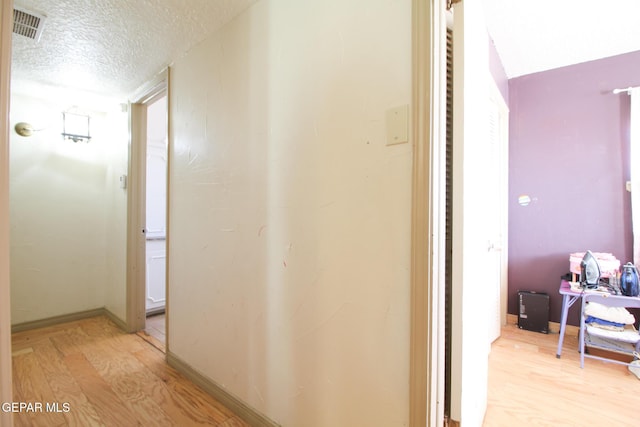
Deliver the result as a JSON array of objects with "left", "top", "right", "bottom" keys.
[{"left": 13, "top": 7, "right": 46, "bottom": 42}]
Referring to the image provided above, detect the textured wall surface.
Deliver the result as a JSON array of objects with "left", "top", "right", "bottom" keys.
[
  {"left": 508, "top": 51, "right": 640, "bottom": 325},
  {"left": 11, "top": 0, "right": 257, "bottom": 98},
  {"left": 169, "top": 0, "right": 412, "bottom": 425}
]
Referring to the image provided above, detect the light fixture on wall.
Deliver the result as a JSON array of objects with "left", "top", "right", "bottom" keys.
[
  {"left": 14, "top": 122, "right": 35, "bottom": 137},
  {"left": 62, "top": 112, "right": 91, "bottom": 143}
]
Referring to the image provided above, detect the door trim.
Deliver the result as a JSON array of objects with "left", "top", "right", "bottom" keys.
[
  {"left": 409, "top": 0, "right": 447, "bottom": 425},
  {"left": 126, "top": 70, "right": 168, "bottom": 333},
  {"left": 0, "top": 0, "right": 14, "bottom": 422}
]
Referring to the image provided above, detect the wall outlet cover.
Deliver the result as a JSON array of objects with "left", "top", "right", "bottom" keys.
[{"left": 385, "top": 105, "right": 409, "bottom": 146}]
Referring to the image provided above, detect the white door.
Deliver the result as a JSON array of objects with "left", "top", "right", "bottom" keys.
[
  {"left": 146, "top": 238, "right": 166, "bottom": 313},
  {"left": 486, "top": 80, "right": 509, "bottom": 343},
  {"left": 145, "top": 95, "right": 167, "bottom": 313},
  {"left": 450, "top": 1, "right": 494, "bottom": 424}
]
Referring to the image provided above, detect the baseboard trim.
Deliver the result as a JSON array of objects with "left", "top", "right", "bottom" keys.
[
  {"left": 506, "top": 313, "right": 579, "bottom": 337},
  {"left": 145, "top": 307, "right": 166, "bottom": 317},
  {"left": 11, "top": 307, "right": 127, "bottom": 333},
  {"left": 103, "top": 308, "right": 128, "bottom": 331},
  {"left": 167, "top": 351, "right": 280, "bottom": 427}
]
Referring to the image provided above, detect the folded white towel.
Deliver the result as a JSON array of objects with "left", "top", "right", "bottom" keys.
[{"left": 584, "top": 301, "right": 636, "bottom": 325}]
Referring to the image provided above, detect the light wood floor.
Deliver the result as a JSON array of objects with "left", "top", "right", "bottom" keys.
[
  {"left": 11, "top": 315, "right": 248, "bottom": 427},
  {"left": 145, "top": 313, "right": 166, "bottom": 346},
  {"left": 484, "top": 322, "right": 640, "bottom": 426},
  {"left": 138, "top": 313, "right": 166, "bottom": 353},
  {"left": 15, "top": 315, "right": 640, "bottom": 426}
]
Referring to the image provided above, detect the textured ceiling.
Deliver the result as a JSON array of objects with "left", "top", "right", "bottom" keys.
[
  {"left": 11, "top": 0, "right": 258, "bottom": 101},
  {"left": 483, "top": 0, "right": 640, "bottom": 78},
  {"left": 14, "top": 0, "right": 638, "bottom": 102}
]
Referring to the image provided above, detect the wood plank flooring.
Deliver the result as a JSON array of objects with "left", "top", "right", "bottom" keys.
[
  {"left": 485, "top": 322, "right": 640, "bottom": 426},
  {"left": 137, "top": 314, "right": 166, "bottom": 353},
  {"left": 144, "top": 313, "right": 166, "bottom": 346},
  {"left": 11, "top": 316, "right": 249, "bottom": 427},
  {"left": 15, "top": 315, "right": 640, "bottom": 426}
]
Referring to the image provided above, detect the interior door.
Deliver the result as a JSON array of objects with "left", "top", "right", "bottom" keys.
[
  {"left": 486, "top": 80, "right": 509, "bottom": 343},
  {"left": 145, "top": 95, "right": 167, "bottom": 314},
  {"left": 450, "top": 1, "right": 494, "bottom": 424}
]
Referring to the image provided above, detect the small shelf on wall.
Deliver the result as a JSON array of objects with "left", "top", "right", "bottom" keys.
[{"left": 62, "top": 112, "right": 91, "bottom": 143}]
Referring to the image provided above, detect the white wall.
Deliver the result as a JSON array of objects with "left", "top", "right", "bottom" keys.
[
  {"left": 103, "top": 104, "right": 129, "bottom": 320},
  {"left": 9, "top": 91, "right": 128, "bottom": 324},
  {"left": 169, "top": 0, "right": 412, "bottom": 425}
]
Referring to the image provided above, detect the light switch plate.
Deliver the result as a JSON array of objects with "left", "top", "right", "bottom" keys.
[{"left": 386, "top": 105, "right": 409, "bottom": 146}]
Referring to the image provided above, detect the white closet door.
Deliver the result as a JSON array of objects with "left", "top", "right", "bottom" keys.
[{"left": 486, "top": 80, "right": 509, "bottom": 344}]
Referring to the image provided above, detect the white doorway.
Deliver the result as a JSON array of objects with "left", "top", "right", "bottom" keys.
[
  {"left": 145, "top": 95, "right": 167, "bottom": 316},
  {"left": 126, "top": 74, "right": 168, "bottom": 339}
]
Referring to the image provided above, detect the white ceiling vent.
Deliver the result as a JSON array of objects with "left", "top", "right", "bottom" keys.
[{"left": 13, "top": 6, "right": 46, "bottom": 42}]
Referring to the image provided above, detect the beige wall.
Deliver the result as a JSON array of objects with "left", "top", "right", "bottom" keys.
[
  {"left": 9, "top": 92, "right": 128, "bottom": 324},
  {"left": 168, "top": 0, "right": 412, "bottom": 425}
]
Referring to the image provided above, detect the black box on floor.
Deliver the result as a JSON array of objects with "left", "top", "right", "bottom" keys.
[{"left": 518, "top": 291, "right": 549, "bottom": 334}]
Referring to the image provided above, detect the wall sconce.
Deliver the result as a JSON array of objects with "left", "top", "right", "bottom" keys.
[
  {"left": 62, "top": 112, "right": 91, "bottom": 143},
  {"left": 14, "top": 122, "right": 35, "bottom": 137}
]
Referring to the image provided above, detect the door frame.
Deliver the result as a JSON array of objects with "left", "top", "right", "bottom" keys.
[
  {"left": 126, "top": 70, "right": 169, "bottom": 334},
  {"left": 409, "top": 0, "right": 447, "bottom": 425},
  {"left": 0, "top": 1, "right": 14, "bottom": 424}
]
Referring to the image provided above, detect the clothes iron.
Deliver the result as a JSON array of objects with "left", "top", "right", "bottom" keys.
[{"left": 580, "top": 250, "right": 600, "bottom": 289}]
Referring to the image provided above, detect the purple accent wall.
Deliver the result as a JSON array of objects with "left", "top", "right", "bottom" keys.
[{"left": 508, "top": 51, "right": 640, "bottom": 326}]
